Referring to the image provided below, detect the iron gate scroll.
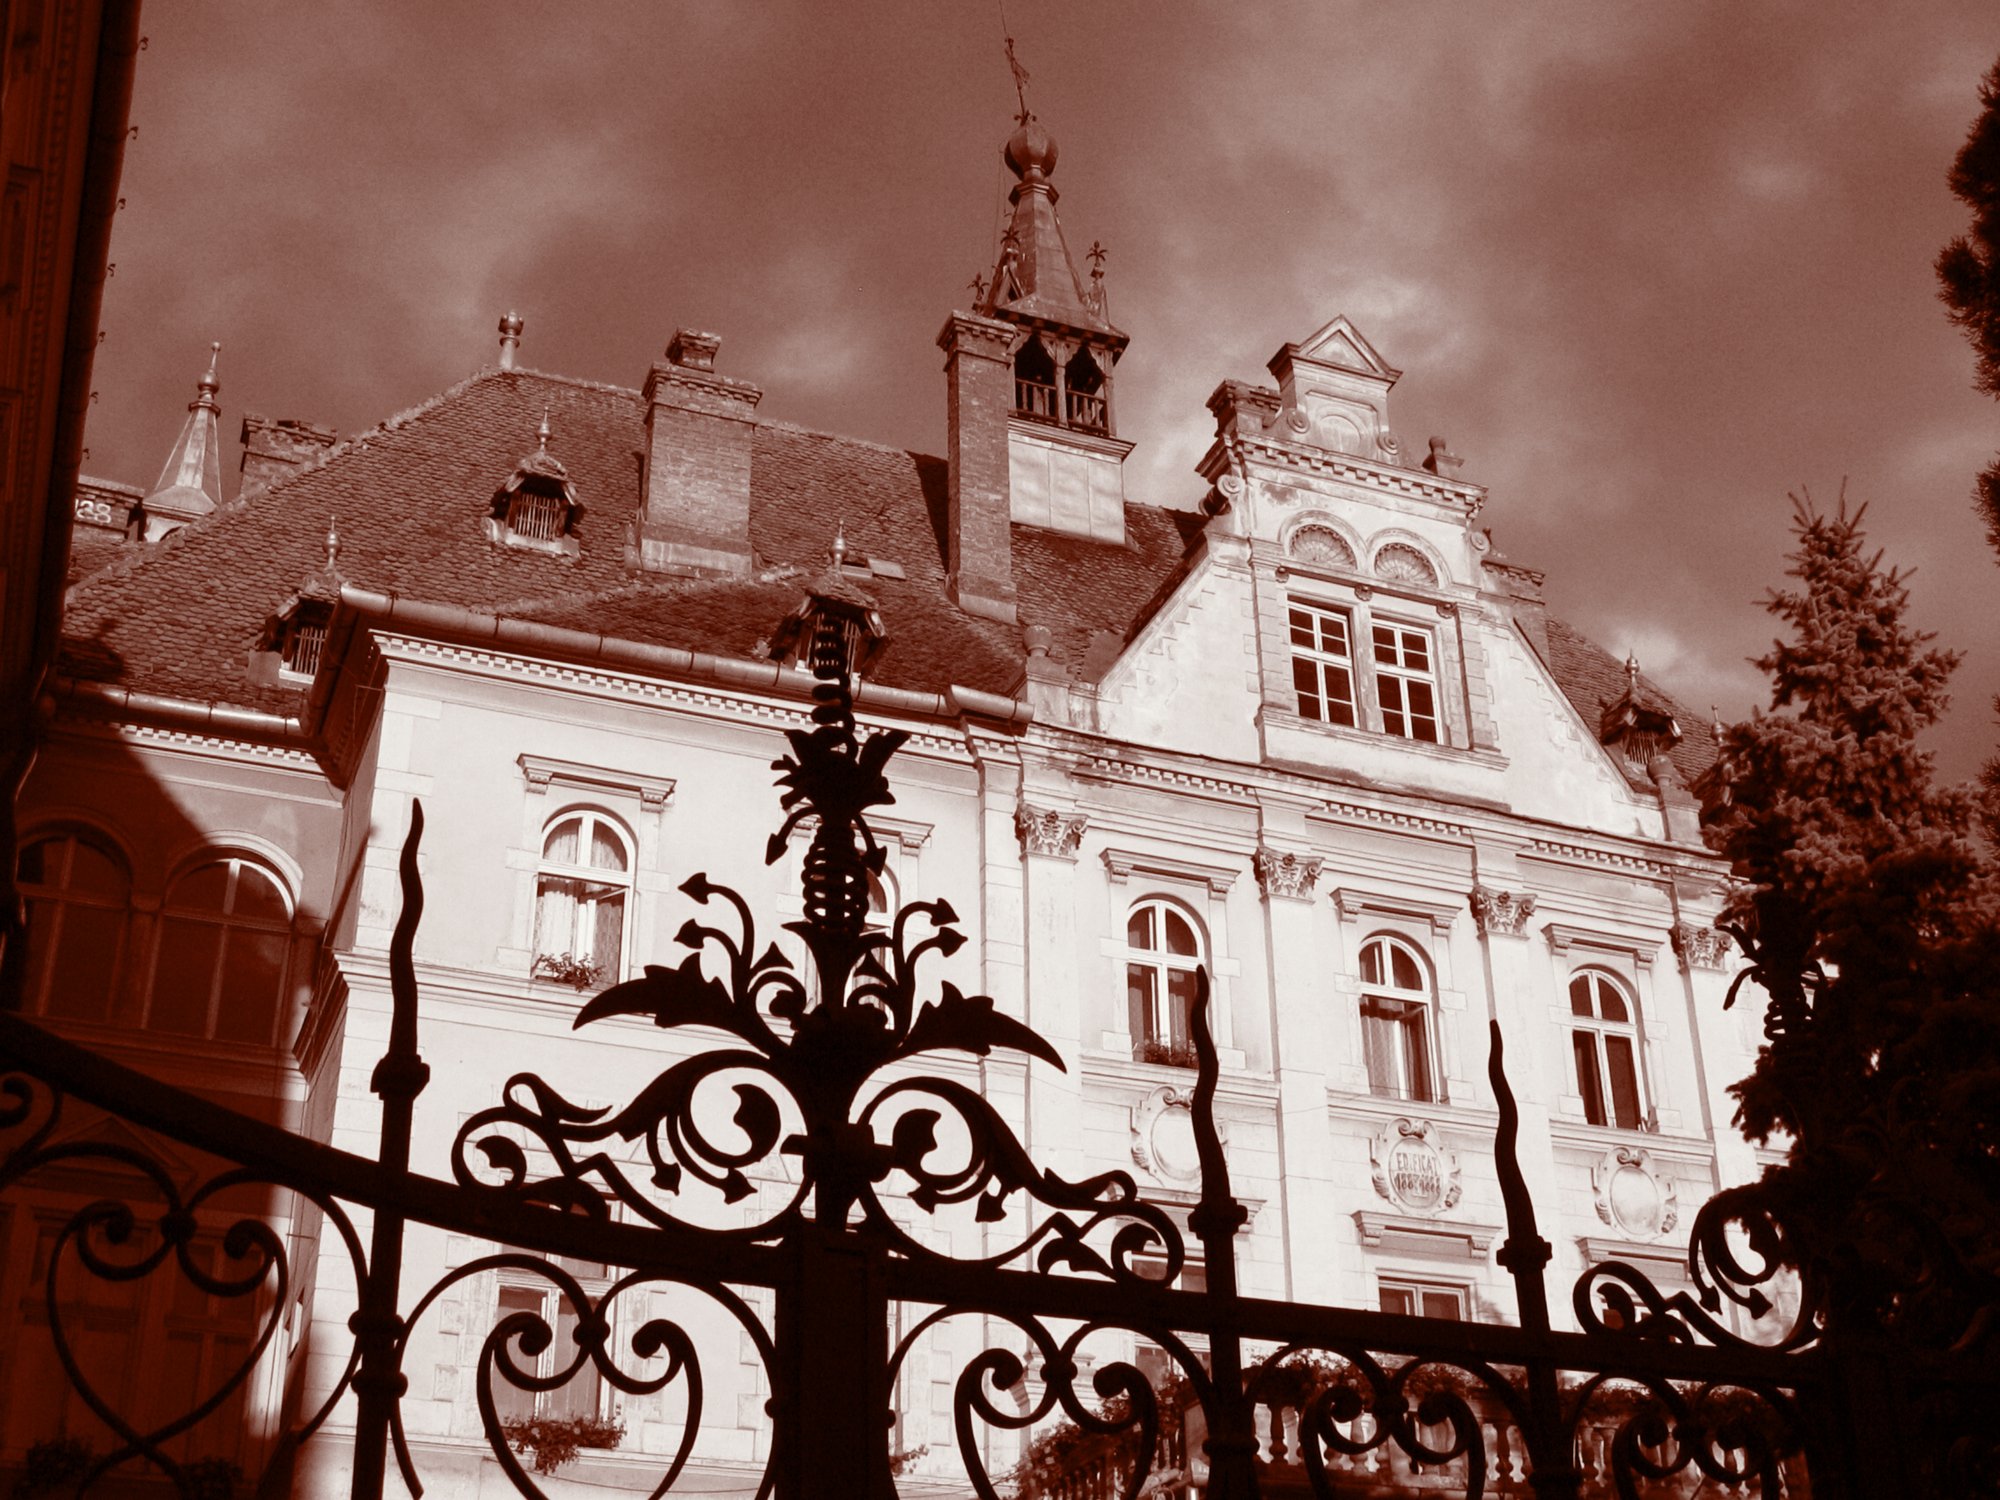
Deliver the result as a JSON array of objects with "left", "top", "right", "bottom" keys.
[{"left": 0, "top": 628, "right": 1985, "bottom": 1499}]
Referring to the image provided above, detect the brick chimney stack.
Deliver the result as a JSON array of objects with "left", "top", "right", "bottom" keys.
[
  {"left": 937, "top": 311, "right": 1018, "bottom": 622},
  {"left": 634, "top": 329, "right": 762, "bottom": 576},
  {"left": 239, "top": 415, "right": 337, "bottom": 494}
]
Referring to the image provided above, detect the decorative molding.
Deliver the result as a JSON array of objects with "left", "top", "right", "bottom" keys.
[
  {"left": 1543, "top": 922, "right": 1661, "bottom": 970},
  {"left": 1577, "top": 1235, "right": 1688, "bottom": 1275},
  {"left": 1015, "top": 804, "right": 1087, "bottom": 860},
  {"left": 1130, "top": 1084, "right": 1224, "bottom": 1184},
  {"left": 1468, "top": 886, "right": 1536, "bottom": 937},
  {"left": 785, "top": 812, "right": 933, "bottom": 853},
  {"left": 1101, "top": 846, "right": 1238, "bottom": 896},
  {"left": 1671, "top": 922, "right": 1734, "bottom": 971},
  {"left": 1333, "top": 887, "right": 1457, "bottom": 935},
  {"left": 1352, "top": 1211, "right": 1499, "bottom": 1262},
  {"left": 1591, "top": 1145, "right": 1680, "bottom": 1241},
  {"left": 1253, "top": 846, "right": 1323, "bottom": 901},
  {"left": 1367, "top": 1117, "right": 1463, "bottom": 1216},
  {"left": 1235, "top": 433, "right": 1486, "bottom": 518},
  {"left": 518, "top": 753, "right": 675, "bottom": 810}
]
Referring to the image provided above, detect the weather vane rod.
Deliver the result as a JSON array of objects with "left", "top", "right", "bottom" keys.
[{"left": 1000, "top": 1, "right": 1032, "bottom": 124}]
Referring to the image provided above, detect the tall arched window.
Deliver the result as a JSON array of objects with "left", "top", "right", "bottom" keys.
[
  {"left": 1358, "top": 935, "right": 1437, "bottom": 1103},
  {"left": 1569, "top": 970, "right": 1645, "bottom": 1129},
  {"left": 16, "top": 830, "right": 131, "bottom": 1022},
  {"left": 1125, "top": 899, "right": 1204, "bottom": 1065},
  {"left": 533, "top": 811, "right": 632, "bottom": 987},
  {"left": 147, "top": 856, "right": 294, "bottom": 1045}
]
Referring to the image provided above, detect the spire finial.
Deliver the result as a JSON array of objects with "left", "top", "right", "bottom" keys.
[
  {"left": 197, "top": 341, "right": 221, "bottom": 403},
  {"left": 831, "top": 522, "right": 847, "bottom": 571},
  {"left": 1625, "top": 652, "right": 1640, "bottom": 693},
  {"left": 1711, "top": 704, "right": 1725, "bottom": 740},
  {"left": 536, "top": 408, "right": 551, "bottom": 450},
  {"left": 326, "top": 515, "right": 340, "bottom": 569}
]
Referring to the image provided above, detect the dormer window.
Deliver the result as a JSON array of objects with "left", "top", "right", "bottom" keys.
[
  {"left": 769, "top": 540, "right": 889, "bottom": 680},
  {"left": 488, "top": 415, "right": 582, "bottom": 556},
  {"left": 280, "top": 606, "right": 331, "bottom": 679}
]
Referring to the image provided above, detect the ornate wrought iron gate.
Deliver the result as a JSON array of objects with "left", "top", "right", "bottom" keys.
[{"left": 1, "top": 636, "right": 1992, "bottom": 1499}]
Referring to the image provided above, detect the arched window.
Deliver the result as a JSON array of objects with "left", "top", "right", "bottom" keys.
[
  {"left": 1013, "top": 336, "right": 1058, "bottom": 422},
  {"left": 1358, "top": 935, "right": 1437, "bottom": 1103},
  {"left": 1125, "top": 899, "right": 1204, "bottom": 1065},
  {"left": 532, "top": 811, "right": 632, "bottom": 987},
  {"left": 16, "top": 831, "right": 131, "bottom": 1022},
  {"left": 147, "top": 855, "right": 294, "bottom": 1045},
  {"left": 1569, "top": 970, "right": 1646, "bottom": 1129}
]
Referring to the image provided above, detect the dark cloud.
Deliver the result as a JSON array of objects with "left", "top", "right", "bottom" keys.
[{"left": 87, "top": 0, "right": 2000, "bottom": 779}]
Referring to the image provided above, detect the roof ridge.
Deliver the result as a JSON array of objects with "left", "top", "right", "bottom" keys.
[{"left": 752, "top": 415, "right": 940, "bottom": 465}]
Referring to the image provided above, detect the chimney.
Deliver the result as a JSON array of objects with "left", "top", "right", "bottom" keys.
[
  {"left": 239, "top": 414, "right": 337, "bottom": 493},
  {"left": 936, "top": 311, "right": 1018, "bottom": 622},
  {"left": 633, "top": 329, "right": 762, "bottom": 576},
  {"left": 498, "top": 311, "right": 524, "bottom": 370}
]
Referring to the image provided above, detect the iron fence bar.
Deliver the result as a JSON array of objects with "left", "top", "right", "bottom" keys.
[
  {"left": 0, "top": 998, "right": 783, "bottom": 1287},
  {"left": 349, "top": 805, "right": 432, "bottom": 1500},
  {"left": 1489, "top": 1020, "right": 1580, "bottom": 1500},
  {"left": 1186, "top": 969, "right": 1258, "bottom": 1500}
]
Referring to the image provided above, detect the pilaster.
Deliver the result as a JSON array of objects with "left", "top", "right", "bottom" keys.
[{"left": 1016, "top": 797, "right": 1089, "bottom": 1179}]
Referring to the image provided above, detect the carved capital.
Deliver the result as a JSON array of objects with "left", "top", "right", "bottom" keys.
[
  {"left": 1015, "top": 803, "right": 1087, "bottom": 860},
  {"left": 1254, "top": 846, "right": 1322, "bottom": 901},
  {"left": 1672, "top": 922, "right": 1735, "bottom": 971},
  {"left": 1469, "top": 885, "right": 1536, "bottom": 937}
]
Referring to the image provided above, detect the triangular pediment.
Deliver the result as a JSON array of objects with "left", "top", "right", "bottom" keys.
[{"left": 1294, "top": 315, "right": 1398, "bottom": 381}]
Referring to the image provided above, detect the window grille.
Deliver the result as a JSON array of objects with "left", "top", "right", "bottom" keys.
[
  {"left": 508, "top": 490, "right": 568, "bottom": 543},
  {"left": 281, "top": 618, "right": 328, "bottom": 678}
]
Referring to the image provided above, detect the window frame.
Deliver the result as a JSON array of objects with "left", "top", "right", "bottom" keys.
[
  {"left": 15, "top": 828, "right": 132, "bottom": 1024},
  {"left": 1369, "top": 616, "right": 1442, "bottom": 744},
  {"left": 1567, "top": 968, "right": 1650, "bottom": 1131},
  {"left": 1376, "top": 1275, "right": 1470, "bottom": 1321},
  {"left": 490, "top": 1258, "right": 615, "bottom": 1427},
  {"left": 142, "top": 853, "right": 296, "bottom": 1046},
  {"left": 1356, "top": 933, "right": 1440, "bottom": 1105},
  {"left": 1283, "top": 589, "right": 1454, "bottom": 746},
  {"left": 1123, "top": 897, "right": 1207, "bottom": 1065},
  {"left": 1287, "top": 596, "right": 1359, "bottom": 729},
  {"left": 531, "top": 808, "right": 636, "bottom": 989}
]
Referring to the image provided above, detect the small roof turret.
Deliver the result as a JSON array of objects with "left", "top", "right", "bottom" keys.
[
  {"left": 141, "top": 342, "right": 225, "bottom": 541},
  {"left": 977, "top": 115, "right": 1123, "bottom": 342}
]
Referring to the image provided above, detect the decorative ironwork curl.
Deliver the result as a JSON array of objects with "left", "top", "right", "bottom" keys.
[
  {"left": 0, "top": 1112, "right": 373, "bottom": 1500},
  {"left": 912, "top": 1310, "right": 1211, "bottom": 1500},
  {"left": 388, "top": 1256, "right": 770, "bottom": 1500}
]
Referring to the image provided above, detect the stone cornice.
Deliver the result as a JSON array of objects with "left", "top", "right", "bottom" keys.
[
  {"left": 1102, "top": 846, "right": 1238, "bottom": 896},
  {"left": 518, "top": 753, "right": 676, "bottom": 809},
  {"left": 1332, "top": 887, "right": 1458, "bottom": 935}
]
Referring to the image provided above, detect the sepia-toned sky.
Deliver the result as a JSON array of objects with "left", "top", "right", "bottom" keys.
[{"left": 83, "top": 1, "right": 2000, "bottom": 781}]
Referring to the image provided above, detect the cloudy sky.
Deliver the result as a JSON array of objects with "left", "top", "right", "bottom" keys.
[{"left": 84, "top": 1, "right": 2000, "bottom": 781}]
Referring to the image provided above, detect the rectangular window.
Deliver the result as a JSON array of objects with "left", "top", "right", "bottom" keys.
[
  {"left": 1378, "top": 1279, "right": 1467, "bottom": 1321},
  {"left": 493, "top": 1259, "right": 608, "bottom": 1426},
  {"left": 1360, "top": 996, "right": 1435, "bottom": 1103},
  {"left": 1372, "top": 623, "right": 1440, "bottom": 742},
  {"left": 1289, "top": 599, "right": 1357, "bottom": 727}
]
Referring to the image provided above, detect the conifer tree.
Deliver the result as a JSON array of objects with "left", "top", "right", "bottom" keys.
[
  {"left": 1937, "top": 55, "right": 2000, "bottom": 815},
  {"left": 1701, "top": 498, "right": 2000, "bottom": 1345}
]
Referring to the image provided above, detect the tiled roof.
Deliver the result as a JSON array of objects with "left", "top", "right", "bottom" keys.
[
  {"left": 62, "top": 365, "right": 1714, "bottom": 791},
  {"left": 1542, "top": 616, "right": 1717, "bottom": 789}
]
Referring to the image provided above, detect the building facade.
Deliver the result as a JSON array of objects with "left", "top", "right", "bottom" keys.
[{"left": 5, "top": 116, "right": 1769, "bottom": 1494}]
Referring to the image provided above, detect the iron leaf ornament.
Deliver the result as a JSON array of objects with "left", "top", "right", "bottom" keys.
[{"left": 453, "top": 616, "right": 1179, "bottom": 1276}]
